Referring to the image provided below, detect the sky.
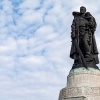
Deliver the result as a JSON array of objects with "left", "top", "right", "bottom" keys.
[{"left": 0, "top": 0, "right": 100, "bottom": 100}]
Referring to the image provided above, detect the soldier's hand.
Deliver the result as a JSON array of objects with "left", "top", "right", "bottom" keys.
[
  {"left": 71, "top": 34, "right": 76, "bottom": 39},
  {"left": 88, "top": 41, "right": 92, "bottom": 45}
]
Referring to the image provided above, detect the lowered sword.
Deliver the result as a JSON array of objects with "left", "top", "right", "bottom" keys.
[{"left": 72, "top": 38, "right": 88, "bottom": 69}]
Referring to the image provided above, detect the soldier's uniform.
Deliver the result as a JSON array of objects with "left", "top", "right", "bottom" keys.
[{"left": 78, "top": 15, "right": 91, "bottom": 57}]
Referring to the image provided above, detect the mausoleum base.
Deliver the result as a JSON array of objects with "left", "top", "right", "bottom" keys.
[{"left": 58, "top": 68, "right": 100, "bottom": 100}]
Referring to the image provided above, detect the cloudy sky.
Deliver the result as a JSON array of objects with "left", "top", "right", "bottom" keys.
[{"left": 0, "top": 0, "right": 100, "bottom": 100}]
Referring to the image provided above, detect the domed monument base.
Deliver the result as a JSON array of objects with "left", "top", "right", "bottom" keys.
[{"left": 58, "top": 68, "right": 100, "bottom": 100}]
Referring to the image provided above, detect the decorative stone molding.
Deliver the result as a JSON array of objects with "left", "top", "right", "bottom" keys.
[
  {"left": 59, "top": 87, "right": 100, "bottom": 98},
  {"left": 59, "top": 87, "right": 100, "bottom": 100}
]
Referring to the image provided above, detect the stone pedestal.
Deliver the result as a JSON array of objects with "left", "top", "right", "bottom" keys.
[{"left": 58, "top": 68, "right": 100, "bottom": 100}]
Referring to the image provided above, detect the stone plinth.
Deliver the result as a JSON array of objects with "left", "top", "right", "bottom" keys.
[
  {"left": 67, "top": 68, "right": 100, "bottom": 87},
  {"left": 59, "top": 68, "right": 100, "bottom": 100}
]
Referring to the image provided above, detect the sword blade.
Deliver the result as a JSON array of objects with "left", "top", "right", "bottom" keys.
[{"left": 73, "top": 39, "right": 88, "bottom": 69}]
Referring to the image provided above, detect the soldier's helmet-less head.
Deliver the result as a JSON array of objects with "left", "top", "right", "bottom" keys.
[{"left": 80, "top": 6, "right": 86, "bottom": 14}]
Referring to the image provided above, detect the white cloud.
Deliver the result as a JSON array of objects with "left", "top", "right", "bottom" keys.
[
  {"left": 19, "top": 0, "right": 40, "bottom": 10},
  {"left": 19, "top": 55, "right": 46, "bottom": 68}
]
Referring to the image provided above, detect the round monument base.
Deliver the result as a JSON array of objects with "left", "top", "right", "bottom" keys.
[{"left": 59, "top": 68, "right": 100, "bottom": 100}]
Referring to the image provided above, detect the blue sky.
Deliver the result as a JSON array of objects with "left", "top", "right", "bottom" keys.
[{"left": 0, "top": 0, "right": 100, "bottom": 100}]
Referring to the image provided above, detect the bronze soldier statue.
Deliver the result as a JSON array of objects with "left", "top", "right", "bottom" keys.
[{"left": 70, "top": 6, "right": 99, "bottom": 69}]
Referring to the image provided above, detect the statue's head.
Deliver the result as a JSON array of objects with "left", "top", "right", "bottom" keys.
[{"left": 80, "top": 6, "right": 86, "bottom": 14}]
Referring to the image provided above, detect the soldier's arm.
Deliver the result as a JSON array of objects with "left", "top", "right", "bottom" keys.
[{"left": 71, "top": 19, "right": 76, "bottom": 39}]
